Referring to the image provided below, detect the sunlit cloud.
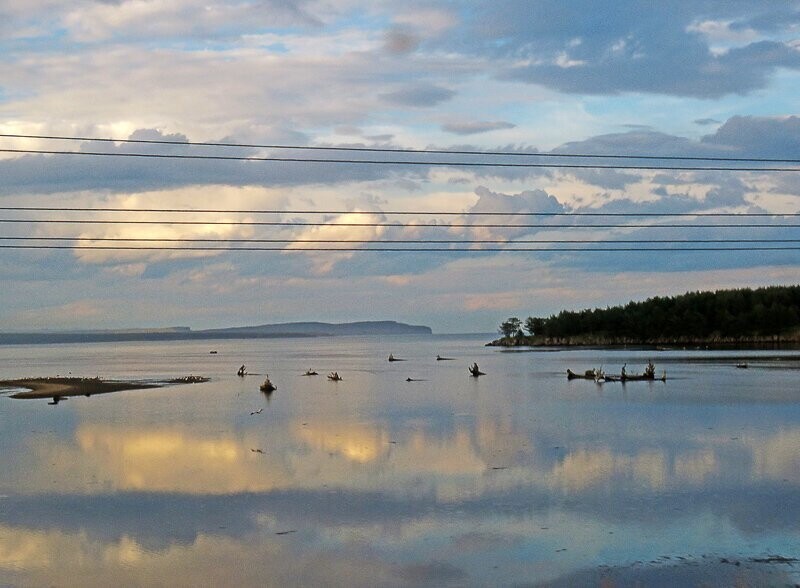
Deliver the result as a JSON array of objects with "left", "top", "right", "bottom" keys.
[
  {"left": 0, "top": 1, "right": 798, "bottom": 329},
  {"left": 284, "top": 211, "right": 387, "bottom": 274}
]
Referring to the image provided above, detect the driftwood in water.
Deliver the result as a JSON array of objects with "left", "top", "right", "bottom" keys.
[{"left": 469, "top": 363, "right": 486, "bottom": 377}]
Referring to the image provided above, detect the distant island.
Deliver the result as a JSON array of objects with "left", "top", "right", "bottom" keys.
[
  {"left": 489, "top": 285, "right": 800, "bottom": 347},
  {"left": 0, "top": 321, "right": 432, "bottom": 346}
]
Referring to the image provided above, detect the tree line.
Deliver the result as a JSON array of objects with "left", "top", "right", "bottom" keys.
[{"left": 499, "top": 285, "right": 800, "bottom": 341}]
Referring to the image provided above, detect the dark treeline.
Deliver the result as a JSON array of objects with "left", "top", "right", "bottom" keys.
[{"left": 499, "top": 285, "right": 800, "bottom": 342}]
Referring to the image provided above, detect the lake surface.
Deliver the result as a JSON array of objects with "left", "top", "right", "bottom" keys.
[{"left": 1, "top": 335, "right": 799, "bottom": 587}]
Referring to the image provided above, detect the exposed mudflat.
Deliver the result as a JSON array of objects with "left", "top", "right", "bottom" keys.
[{"left": 0, "top": 376, "right": 209, "bottom": 399}]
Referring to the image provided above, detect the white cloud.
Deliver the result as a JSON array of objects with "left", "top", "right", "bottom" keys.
[
  {"left": 284, "top": 211, "right": 387, "bottom": 274},
  {"left": 61, "top": 186, "right": 284, "bottom": 265},
  {"left": 393, "top": 7, "right": 458, "bottom": 35},
  {"left": 62, "top": 0, "right": 324, "bottom": 42},
  {"left": 686, "top": 19, "right": 761, "bottom": 55}
]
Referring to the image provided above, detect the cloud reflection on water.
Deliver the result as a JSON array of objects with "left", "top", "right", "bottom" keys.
[
  {"left": 9, "top": 415, "right": 800, "bottom": 501},
  {"left": 2, "top": 345, "right": 800, "bottom": 587},
  {"left": 0, "top": 524, "right": 397, "bottom": 588}
]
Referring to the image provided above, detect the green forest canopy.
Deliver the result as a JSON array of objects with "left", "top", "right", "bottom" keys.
[{"left": 503, "top": 285, "right": 800, "bottom": 340}]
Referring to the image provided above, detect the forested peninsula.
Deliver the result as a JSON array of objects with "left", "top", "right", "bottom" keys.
[{"left": 489, "top": 285, "right": 800, "bottom": 347}]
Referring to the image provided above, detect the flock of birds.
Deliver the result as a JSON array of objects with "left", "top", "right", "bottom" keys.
[{"left": 234, "top": 353, "right": 487, "bottom": 394}]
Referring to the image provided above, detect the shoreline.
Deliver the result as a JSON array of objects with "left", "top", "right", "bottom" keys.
[
  {"left": 487, "top": 334, "right": 800, "bottom": 348},
  {"left": 0, "top": 376, "right": 208, "bottom": 400}
]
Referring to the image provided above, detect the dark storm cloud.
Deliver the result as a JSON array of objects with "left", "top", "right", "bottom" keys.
[
  {"left": 504, "top": 40, "right": 800, "bottom": 98},
  {"left": 702, "top": 115, "right": 800, "bottom": 157},
  {"left": 730, "top": 7, "right": 800, "bottom": 32},
  {"left": 554, "top": 117, "right": 800, "bottom": 169},
  {"left": 433, "top": 0, "right": 800, "bottom": 98},
  {"left": 555, "top": 130, "right": 708, "bottom": 158}
]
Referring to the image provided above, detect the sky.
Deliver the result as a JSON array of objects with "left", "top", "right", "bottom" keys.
[{"left": 0, "top": 0, "right": 799, "bottom": 333}]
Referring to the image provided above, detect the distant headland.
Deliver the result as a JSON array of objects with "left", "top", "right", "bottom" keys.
[
  {"left": 0, "top": 321, "right": 433, "bottom": 346},
  {"left": 488, "top": 285, "right": 800, "bottom": 347}
]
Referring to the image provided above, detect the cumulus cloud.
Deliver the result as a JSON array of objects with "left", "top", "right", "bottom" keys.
[
  {"left": 284, "top": 211, "right": 389, "bottom": 274},
  {"left": 463, "top": 186, "right": 565, "bottom": 241}
]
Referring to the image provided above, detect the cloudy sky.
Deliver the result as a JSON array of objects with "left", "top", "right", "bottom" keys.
[{"left": 1, "top": 0, "right": 799, "bottom": 332}]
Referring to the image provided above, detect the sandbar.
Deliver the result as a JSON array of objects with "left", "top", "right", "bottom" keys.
[{"left": 0, "top": 376, "right": 209, "bottom": 400}]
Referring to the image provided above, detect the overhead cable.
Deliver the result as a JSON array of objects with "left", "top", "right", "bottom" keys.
[
  {"left": 0, "top": 218, "right": 796, "bottom": 228},
  {"left": 1, "top": 148, "right": 799, "bottom": 172},
  {"left": 0, "top": 206, "right": 797, "bottom": 217},
  {"left": 2, "top": 245, "right": 798, "bottom": 252},
  {"left": 1, "top": 237, "right": 797, "bottom": 244},
  {"left": 2, "top": 132, "right": 800, "bottom": 164}
]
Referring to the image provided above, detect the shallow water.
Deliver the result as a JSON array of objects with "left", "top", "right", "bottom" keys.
[{"left": 1, "top": 336, "right": 799, "bottom": 586}]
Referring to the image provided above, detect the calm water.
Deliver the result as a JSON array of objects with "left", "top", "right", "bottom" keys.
[{"left": 1, "top": 336, "right": 799, "bottom": 587}]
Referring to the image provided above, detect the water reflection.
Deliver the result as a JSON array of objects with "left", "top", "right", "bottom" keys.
[
  {"left": 8, "top": 416, "right": 800, "bottom": 504},
  {"left": 5, "top": 411, "right": 800, "bottom": 494},
  {"left": 295, "top": 422, "right": 390, "bottom": 463},
  {"left": 0, "top": 339, "right": 799, "bottom": 586},
  {"left": 0, "top": 524, "right": 397, "bottom": 588},
  {"left": 748, "top": 428, "right": 800, "bottom": 483}
]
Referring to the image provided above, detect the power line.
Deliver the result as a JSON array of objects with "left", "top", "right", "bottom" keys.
[
  {"left": 2, "top": 132, "right": 799, "bottom": 164},
  {"left": 3, "top": 245, "right": 798, "bottom": 252},
  {"left": 0, "top": 218, "right": 796, "bottom": 228},
  {"left": 0, "top": 206, "right": 797, "bottom": 217},
  {"left": 1, "top": 147, "right": 799, "bottom": 172},
  {"left": 2, "top": 237, "right": 797, "bottom": 244}
]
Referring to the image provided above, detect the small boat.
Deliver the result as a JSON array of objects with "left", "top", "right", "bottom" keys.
[
  {"left": 209, "top": 350, "right": 218, "bottom": 354},
  {"left": 260, "top": 377, "right": 276, "bottom": 393},
  {"left": 327, "top": 372, "right": 342, "bottom": 381},
  {"left": 736, "top": 362, "right": 748, "bottom": 369},
  {"left": 388, "top": 354, "right": 405, "bottom": 362},
  {"left": 469, "top": 363, "right": 486, "bottom": 377},
  {"left": 302, "top": 369, "right": 319, "bottom": 376},
  {"left": 237, "top": 365, "right": 246, "bottom": 377},
  {"left": 436, "top": 355, "right": 454, "bottom": 361}
]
